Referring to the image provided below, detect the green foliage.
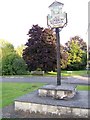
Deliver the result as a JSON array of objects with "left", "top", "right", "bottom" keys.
[
  {"left": 0, "top": 39, "right": 27, "bottom": 75},
  {"left": 65, "top": 36, "right": 87, "bottom": 70},
  {"left": 0, "top": 39, "right": 15, "bottom": 58},
  {"left": 12, "top": 57, "right": 27, "bottom": 75},
  {"left": 15, "top": 44, "right": 25, "bottom": 57},
  {"left": 67, "top": 41, "right": 83, "bottom": 69},
  {"left": 76, "top": 85, "right": 90, "bottom": 91},
  {"left": 2, "top": 53, "right": 27, "bottom": 75}
]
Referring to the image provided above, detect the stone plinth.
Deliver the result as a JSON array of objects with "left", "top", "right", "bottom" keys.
[
  {"left": 14, "top": 90, "right": 89, "bottom": 118},
  {"left": 38, "top": 84, "right": 76, "bottom": 99}
]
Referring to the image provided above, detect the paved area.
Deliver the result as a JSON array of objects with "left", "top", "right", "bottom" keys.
[
  {"left": 15, "top": 90, "right": 89, "bottom": 109},
  {"left": 0, "top": 76, "right": 90, "bottom": 85}
]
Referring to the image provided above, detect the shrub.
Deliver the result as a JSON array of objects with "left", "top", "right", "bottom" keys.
[{"left": 2, "top": 53, "right": 27, "bottom": 75}]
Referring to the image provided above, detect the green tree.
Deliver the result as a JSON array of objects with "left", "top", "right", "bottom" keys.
[
  {"left": 0, "top": 39, "right": 15, "bottom": 58},
  {"left": 65, "top": 36, "right": 87, "bottom": 70},
  {"left": 0, "top": 39, "right": 27, "bottom": 75},
  {"left": 0, "top": 39, "right": 15, "bottom": 75},
  {"left": 2, "top": 53, "right": 27, "bottom": 75},
  {"left": 69, "top": 36, "right": 87, "bottom": 51},
  {"left": 15, "top": 44, "right": 25, "bottom": 57}
]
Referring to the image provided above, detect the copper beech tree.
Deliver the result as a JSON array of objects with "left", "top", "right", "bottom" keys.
[{"left": 23, "top": 25, "right": 68, "bottom": 72}]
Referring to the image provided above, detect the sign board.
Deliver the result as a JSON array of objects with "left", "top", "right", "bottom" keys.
[{"left": 47, "top": 13, "right": 66, "bottom": 28}]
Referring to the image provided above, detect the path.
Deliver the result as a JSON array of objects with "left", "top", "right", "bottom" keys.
[{"left": 0, "top": 76, "right": 89, "bottom": 85}]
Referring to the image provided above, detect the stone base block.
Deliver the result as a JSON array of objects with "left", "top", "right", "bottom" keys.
[{"left": 38, "top": 84, "right": 76, "bottom": 99}]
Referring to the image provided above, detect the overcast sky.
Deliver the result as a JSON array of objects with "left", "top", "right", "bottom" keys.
[{"left": 0, "top": 0, "right": 89, "bottom": 47}]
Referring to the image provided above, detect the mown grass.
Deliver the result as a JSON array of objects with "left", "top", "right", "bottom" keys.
[
  {"left": 45, "top": 70, "right": 88, "bottom": 77},
  {"left": 76, "top": 85, "right": 90, "bottom": 91},
  {"left": 0, "top": 82, "right": 45, "bottom": 108}
]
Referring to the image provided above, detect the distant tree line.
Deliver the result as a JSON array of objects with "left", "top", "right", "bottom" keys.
[{"left": 0, "top": 24, "right": 87, "bottom": 75}]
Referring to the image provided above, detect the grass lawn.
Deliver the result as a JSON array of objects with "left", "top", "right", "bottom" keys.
[
  {"left": 0, "top": 82, "right": 45, "bottom": 108},
  {"left": 76, "top": 85, "right": 90, "bottom": 91},
  {"left": 45, "top": 70, "right": 87, "bottom": 77}
]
